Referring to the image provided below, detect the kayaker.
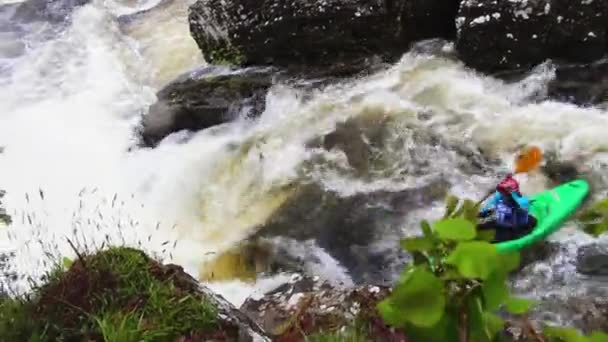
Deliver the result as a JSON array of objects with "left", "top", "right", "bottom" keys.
[{"left": 477, "top": 173, "right": 537, "bottom": 242}]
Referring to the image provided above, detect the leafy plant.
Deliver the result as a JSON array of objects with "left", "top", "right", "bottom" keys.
[
  {"left": 576, "top": 198, "right": 608, "bottom": 237},
  {"left": 378, "top": 196, "right": 526, "bottom": 342},
  {"left": 379, "top": 195, "right": 608, "bottom": 342}
]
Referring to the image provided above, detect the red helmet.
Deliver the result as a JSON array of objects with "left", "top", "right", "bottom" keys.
[{"left": 497, "top": 173, "right": 519, "bottom": 194}]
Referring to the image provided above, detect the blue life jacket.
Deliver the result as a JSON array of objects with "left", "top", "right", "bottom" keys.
[{"left": 481, "top": 192, "right": 530, "bottom": 229}]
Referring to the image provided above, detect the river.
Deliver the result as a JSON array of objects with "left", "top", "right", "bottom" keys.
[{"left": 0, "top": 0, "right": 607, "bottom": 328}]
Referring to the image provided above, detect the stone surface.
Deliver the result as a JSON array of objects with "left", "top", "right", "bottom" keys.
[
  {"left": 547, "top": 60, "right": 608, "bottom": 106},
  {"left": 187, "top": 0, "right": 461, "bottom": 68},
  {"left": 577, "top": 243, "right": 608, "bottom": 276},
  {"left": 240, "top": 274, "right": 407, "bottom": 341},
  {"left": 140, "top": 66, "right": 274, "bottom": 147},
  {"left": 456, "top": 0, "right": 608, "bottom": 72}
]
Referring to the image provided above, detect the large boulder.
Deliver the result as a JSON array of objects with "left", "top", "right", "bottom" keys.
[
  {"left": 140, "top": 66, "right": 274, "bottom": 147},
  {"left": 187, "top": 0, "right": 461, "bottom": 68},
  {"left": 456, "top": 0, "right": 608, "bottom": 72}
]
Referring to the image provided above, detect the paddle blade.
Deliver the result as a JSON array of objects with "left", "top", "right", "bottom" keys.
[{"left": 514, "top": 145, "right": 543, "bottom": 173}]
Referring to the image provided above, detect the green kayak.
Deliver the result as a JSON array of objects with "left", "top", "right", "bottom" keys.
[{"left": 494, "top": 179, "right": 589, "bottom": 253}]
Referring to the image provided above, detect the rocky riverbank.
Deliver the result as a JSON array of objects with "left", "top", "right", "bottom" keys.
[
  {"left": 2, "top": 245, "right": 605, "bottom": 341},
  {"left": 140, "top": 0, "right": 608, "bottom": 146},
  {"left": 187, "top": 0, "right": 608, "bottom": 74}
]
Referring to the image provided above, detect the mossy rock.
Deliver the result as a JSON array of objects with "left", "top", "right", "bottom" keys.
[{"left": 0, "top": 246, "right": 269, "bottom": 341}]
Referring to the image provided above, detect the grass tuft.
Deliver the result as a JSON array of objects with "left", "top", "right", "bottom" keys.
[{"left": 0, "top": 246, "right": 219, "bottom": 341}]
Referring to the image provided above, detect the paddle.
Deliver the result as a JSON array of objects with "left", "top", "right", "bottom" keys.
[{"left": 475, "top": 145, "right": 544, "bottom": 207}]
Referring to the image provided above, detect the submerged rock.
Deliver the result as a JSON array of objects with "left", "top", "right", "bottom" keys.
[
  {"left": 187, "top": 0, "right": 460, "bottom": 68},
  {"left": 140, "top": 67, "right": 274, "bottom": 147},
  {"left": 255, "top": 179, "right": 449, "bottom": 285},
  {"left": 547, "top": 60, "right": 608, "bottom": 106},
  {"left": 456, "top": 0, "right": 608, "bottom": 72},
  {"left": 576, "top": 243, "right": 608, "bottom": 276}
]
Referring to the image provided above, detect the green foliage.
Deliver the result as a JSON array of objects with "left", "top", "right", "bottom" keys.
[
  {"left": 380, "top": 194, "right": 608, "bottom": 342},
  {"left": 504, "top": 297, "right": 536, "bottom": 315},
  {"left": 445, "top": 241, "right": 498, "bottom": 280},
  {"left": 379, "top": 195, "right": 530, "bottom": 341},
  {"left": 434, "top": 218, "right": 476, "bottom": 241},
  {"left": 0, "top": 247, "right": 219, "bottom": 342},
  {"left": 378, "top": 267, "right": 445, "bottom": 327},
  {"left": 577, "top": 198, "right": 608, "bottom": 237},
  {"left": 95, "top": 311, "right": 143, "bottom": 342}
]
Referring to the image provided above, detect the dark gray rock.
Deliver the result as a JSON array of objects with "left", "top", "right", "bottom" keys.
[
  {"left": 140, "top": 67, "right": 274, "bottom": 147},
  {"left": 456, "top": 0, "right": 608, "bottom": 72},
  {"left": 187, "top": 0, "right": 461, "bottom": 68},
  {"left": 547, "top": 60, "right": 608, "bottom": 106},
  {"left": 577, "top": 243, "right": 608, "bottom": 276}
]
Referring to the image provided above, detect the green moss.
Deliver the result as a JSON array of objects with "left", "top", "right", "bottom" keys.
[
  {"left": 205, "top": 39, "right": 246, "bottom": 65},
  {"left": 0, "top": 247, "right": 219, "bottom": 342}
]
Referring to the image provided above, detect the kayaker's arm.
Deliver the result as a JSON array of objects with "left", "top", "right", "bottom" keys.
[
  {"left": 480, "top": 192, "right": 500, "bottom": 214},
  {"left": 509, "top": 191, "right": 530, "bottom": 210}
]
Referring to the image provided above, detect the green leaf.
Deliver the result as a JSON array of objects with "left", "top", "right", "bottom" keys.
[
  {"left": 387, "top": 267, "right": 446, "bottom": 327},
  {"left": 433, "top": 218, "right": 476, "bottom": 241},
  {"left": 405, "top": 315, "right": 460, "bottom": 342},
  {"left": 497, "top": 251, "right": 521, "bottom": 273},
  {"left": 504, "top": 297, "right": 536, "bottom": 315},
  {"left": 482, "top": 271, "right": 509, "bottom": 310},
  {"left": 62, "top": 257, "right": 73, "bottom": 269},
  {"left": 484, "top": 312, "right": 505, "bottom": 340},
  {"left": 444, "top": 195, "right": 459, "bottom": 218},
  {"left": 544, "top": 326, "right": 587, "bottom": 342},
  {"left": 467, "top": 296, "right": 486, "bottom": 341},
  {"left": 462, "top": 199, "right": 480, "bottom": 222},
  {"left": 440, "top": 269, "right": 463, "bottom": 280},
  {"left": 589, "top": 331, "right": 608, "bottom": 342},
  {"left": 401, "top": 237, "right": 434, "bottom": 253},
  {"left": 445, "top": 241, "right": 498, "bottom": 280},
  {"left": 421, "top": 220, "right": 433, "bottom": 238},
  {"left": 477, "top": 229, "right": 496, "bottom": 242},
  {"left": 377, "top": 299, "right": 405, "bottom": 327}
]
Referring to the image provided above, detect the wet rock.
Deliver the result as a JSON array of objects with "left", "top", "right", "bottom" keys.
[
  {"left": 240, "top": 275, "right": 407, "bottom": 341},
  {"left": 519, "top": 241, "right": 560, "bottom": 271},
  {"left": 547, "top": 60, "right": 608, "bottom": 106},
  {"left": 140, "top": 66, "right": 274, "bottom": 147},
  {"left": 403, "top": 0, "right": 461, "bottom": 42},
  {"left": 535, "top": 294, "right": 608, "bottom": 334},
  {"left": 187, "top": 0, "right": 460, "bottom": 69},
  {"left": 576, "top": 243, "right": 608, "bottom": 276},
  {"left": 255, "top": 179, "right": 449, "bottom": 285},
  {"left": 456, "top": 0, "right": 608, "bottom": 72},
  {"left": 13, "top": 0, "right": 91, "bottom": 23},
  {"left": 199, "top": 282, "right": 273, "bottom": 341}
]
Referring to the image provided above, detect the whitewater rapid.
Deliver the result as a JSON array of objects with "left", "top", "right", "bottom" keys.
[{"left": 0, "top": 0, "right": 607, "bottom": 312}]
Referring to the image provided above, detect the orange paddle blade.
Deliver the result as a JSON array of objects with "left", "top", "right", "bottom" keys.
[{"left": 514, "top": 145, "right": 543, "bottom": 173}]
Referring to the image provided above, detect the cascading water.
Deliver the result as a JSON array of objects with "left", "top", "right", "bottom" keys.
[{"left": 0, "top": 0, "right": 607, "bottom": 327}]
